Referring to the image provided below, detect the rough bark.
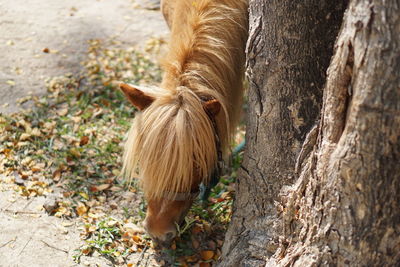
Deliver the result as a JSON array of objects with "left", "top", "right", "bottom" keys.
[
  {"left": 219, "top": 1, "right": 348, "bottom": 266},
  {"left": 267, "top": 0, "right": 400, "bottom": 265},
  {"left": 221, "top": 0, "right": 400, "bottom": 266}
]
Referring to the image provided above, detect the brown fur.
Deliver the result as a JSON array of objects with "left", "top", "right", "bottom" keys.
[{"left": 123, "top": 0, "right": 248, "bottom": 201}]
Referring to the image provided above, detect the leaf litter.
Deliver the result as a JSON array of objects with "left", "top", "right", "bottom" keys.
[{"left": 0, "top": 38, "right": 244, "bottom": 266}]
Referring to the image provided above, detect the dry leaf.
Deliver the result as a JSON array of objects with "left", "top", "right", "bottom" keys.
[
  {"left": 31, "top": 128, "right": 42, "bottom": 136},
  {"left": 71, "top": 116, "right": 81, "bottom": 123},
  {"left": 57, "top": 108, "right": 68, "bottom": 116},
  {"left": 76, "top": 202, "right": 88, "bottom": 216},
  {"left": 6, "top": 80, "right": 15, "bottom": 86},
  {"left": 89, "top": 184, "right": 110, "bottom": 192},
  {"left": 19, "top": 133, "right": 31, "bottom": 141},
  {"left": 79, "top": 136, "right": 89, "bottom": 146},
  {"left": 53, "top": 169, "right": 62, "bottom": 181},
  {"left": 192, "top": 239, "right": 200, "bottom": 249},
  {"left": 124, "top": 223, "right": 145, "bottom": 234},
  {"left": 200, "top": 250, "right": 214, "bottom": 261},
  {"left": 79, "top": 192, "right": 89, "bottom": 200},
  {"left": 81, "top": 246, "right": 92, "bottom": 255},
  {"left": 69, "top": 148, "right": 81, "bottom": 158},
  {"left": 132, "top": 235, "right": 142, "bottom": 244}
]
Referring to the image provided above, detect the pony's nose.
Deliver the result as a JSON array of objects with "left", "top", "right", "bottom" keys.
[
  {"left": 152, "top": 231, "right": 176, "bottom": 248},
  {"left": 165, "top": 231, "right": 176, "bottom": 241}
]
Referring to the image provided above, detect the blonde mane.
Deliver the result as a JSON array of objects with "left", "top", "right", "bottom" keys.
[{"left": 123, "top": 0, "right": 248, "bottom": 199}]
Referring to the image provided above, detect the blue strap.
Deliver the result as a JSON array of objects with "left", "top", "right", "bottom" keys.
[{"left": 199, "top": 140, "right": 245, "bottom": 201}]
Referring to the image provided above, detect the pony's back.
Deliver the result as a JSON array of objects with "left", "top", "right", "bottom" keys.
[{"left": 162, "top": 0, "right": 248, "bottom": 143}]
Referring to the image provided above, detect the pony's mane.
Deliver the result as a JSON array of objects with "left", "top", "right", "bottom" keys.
[{"left": 123, "top": 0, "right": 248, "bottom": 199}]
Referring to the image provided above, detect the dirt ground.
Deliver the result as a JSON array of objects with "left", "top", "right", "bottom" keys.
[
  {"left": 0, "top": 0, "right": 167, "bottom": 114},
  {"left": 0, "top": 0, "right": 167, "bottom": 266}
]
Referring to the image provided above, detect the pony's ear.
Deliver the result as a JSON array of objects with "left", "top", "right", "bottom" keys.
[
  {"left": 203, "top": 99, "right": 221, "bottom": 117},
  {"left": 119, "top": 83, "right": 155, "bottom": 111}
]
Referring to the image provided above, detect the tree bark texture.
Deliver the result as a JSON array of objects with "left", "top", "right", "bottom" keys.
[
  {"left": 267, "top": 0, "right": 400, "bottom": 265},
  {"left": 221, "top": 0, "right": 400, "bottom": 266},
  {"left": 220, "top": 1, "right": 348, "bottom": 266}
]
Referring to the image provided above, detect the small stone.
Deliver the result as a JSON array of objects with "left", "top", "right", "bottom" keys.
[{"left": 43, "top": 196, "right": 59, "bottom": 214}]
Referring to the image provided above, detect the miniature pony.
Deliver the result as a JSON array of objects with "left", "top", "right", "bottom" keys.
[{"left": 119, "top": 0, "right": 248, "bottom": 246}]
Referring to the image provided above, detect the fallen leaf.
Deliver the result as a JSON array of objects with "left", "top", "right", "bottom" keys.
[
  {"left": 76, "top": 202, "right": 88, "bottom": 216},
  {"left": 57, "top": 108, "right": 68, "bottom": 116},
  {"left": 79, "top": 136, "right": 89, "bottom": 146},
  {"left": 132, "top": 235, "right": 142, "bottom": 244},
  {"left": 6, "top": 80, "right": 15, "bottom": 86},
  {"left": 124, "top": 223, "right": 145, "bottom": 234},
  {"left": 69, "top": 148, "right": 81, "bottom": 158},
  {"left": 81, "top": 246, "right": 92, "bottom": 255},
  {"left": 31, "top": 128, "right": 42, "bottom": 136},
  {"left": 192, "top": 239, "right": 200, "bottom": 249},
  {"left": 208, "top": 240, "right": 217, "bottom": 250},
  {"left": 53, "top": 169, "right": 62, "bottom": 181},
  {"left": 171, "top": 242, "right": 176, "bottom": 250},
  {"left": 200, "top": 250, "right": 214, "bottom": 261},
  {"left": 192, "top": 225, "right": 203, "bottom": 234},
  {"left": 79, "top": 192, "right": 89, "bottom": 200},
  {"left": 89, "top": 183, "right": 110, "bottom": 192},
  {"left": 19, "top": 133, "right": 31, "bottom": 141}
]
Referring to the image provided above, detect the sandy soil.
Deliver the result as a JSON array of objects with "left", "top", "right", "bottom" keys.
[
  {"left": 0, "top": 0, "right": 167, "bottom": 266},
  {"left": 0, "top": 0, "right": 167, "bottom": 114}
]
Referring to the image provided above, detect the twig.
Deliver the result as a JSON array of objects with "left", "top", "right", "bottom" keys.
[
  {"left": 3, "top": 209, "right": 40, "bottom": 215},
  {"left": 22, "top": 198, "right": 34, "bottom": 210},
  {"left": 144, "top": 254, "right": 150, "bottom": 267},
  {"left": 135, "top": 245, "right": 149, "bottom": 266},
  {"left": 40, "top": 240, "right": 68, "bottom": 254},
  {"left": 0, "top": 200, "right": 15, "bottom": 211},
  {"left": 0, "top": 237, "right": 17, "bottom": 249},
  {"left": 18, "top": 236, "right": 32, "bottom": 256}
]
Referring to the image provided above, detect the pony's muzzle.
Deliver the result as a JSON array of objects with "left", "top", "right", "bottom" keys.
[
  {"left": 152, "top": 231, "right": 176, "bottom": 248},
  {"left": 143, "top": 219, "right": 177, "bottom": 248}
]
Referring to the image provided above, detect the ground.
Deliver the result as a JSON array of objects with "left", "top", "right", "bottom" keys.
[
  {"left": 0, "top": 0, "right": 167, "bottom": 114},
  {"left": 0, "top": 1, "right": 167, "bottom": 266}
]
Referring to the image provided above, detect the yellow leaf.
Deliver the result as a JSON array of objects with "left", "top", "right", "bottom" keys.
[
  {"left": 79, "top": 192, "right": 89, "bottom": 200},
  {"left": 132, "top": 235, "right": 142, "bottom": 244},
  {"left": 69, "top": 148, "right": 81, "bottom": 158},
  {"left": 6, "top": 80, "right": 15, "bottom": 86},
  {"left": 76, "top": 203, "right": 87, "bottom": 216}
]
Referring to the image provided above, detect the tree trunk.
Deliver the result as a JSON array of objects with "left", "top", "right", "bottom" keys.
[
  {"left": 221, "top": 0, "right": 400, "bottom": 266},
  {"left": 220, "top": 1, "right": 348, "bottom": 265}
]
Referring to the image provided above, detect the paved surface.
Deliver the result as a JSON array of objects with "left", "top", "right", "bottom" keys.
[
  {"left": 0, "top": 0, "right": 167, "bottom": 114},
  {"left": 0, "top": 0, "right": 166, "bottom": 266}
]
